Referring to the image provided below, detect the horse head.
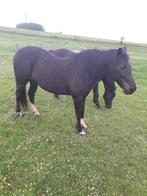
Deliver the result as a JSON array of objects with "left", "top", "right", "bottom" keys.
[{"left": 108, "top": 47, "right": 136, "bottom": 94}]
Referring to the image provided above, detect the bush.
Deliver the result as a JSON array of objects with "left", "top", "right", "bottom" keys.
[{"left": 16, "top": 22, "right": 45, "bottom": 32}]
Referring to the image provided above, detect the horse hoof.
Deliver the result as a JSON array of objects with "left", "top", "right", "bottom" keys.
[
  {"left": 79, "top": 130, "right": 86, "bottom": 139},
  {"left": 95, "top": 104, "right": 100, "bottom": 109},
  {"left": 105, "top": 104, "right": 112, "bottom": 109},
  {"left": 16, "top": 112, "right": 23, "bottom": 117},
  {"left": 33, "top": 111, "right": 40, "bottom": 116}
]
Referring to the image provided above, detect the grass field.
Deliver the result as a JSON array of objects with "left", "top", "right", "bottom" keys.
[{"left": 0, "top": 26, "right": 147, "bottom": 195}]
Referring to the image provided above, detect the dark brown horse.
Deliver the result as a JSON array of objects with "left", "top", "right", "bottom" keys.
[
  {"left": 49, "top": 48, "right": 116, "bottom": 108},
  {"left": 13, "top": 46, "right": 136, "bottom": 136}
]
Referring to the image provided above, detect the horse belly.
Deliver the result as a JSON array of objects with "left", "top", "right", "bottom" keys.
[{"left": 35, "top": 74, "right": 70, "bottom": 95}]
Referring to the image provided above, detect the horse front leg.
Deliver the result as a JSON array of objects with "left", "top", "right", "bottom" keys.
[
  {"left": 73, "top": 96, "right": 87, "bottom": 136},
  {"left": 93, "top": 82, "right": 100, "bottom": 108}
]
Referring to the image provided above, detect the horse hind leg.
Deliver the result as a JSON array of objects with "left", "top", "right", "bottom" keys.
[
  {"left": 16, "top": 83, "right": 28, "bottom": 117},
  {"left": 28, "top": 81, "right": 40, "bottom": 116}
]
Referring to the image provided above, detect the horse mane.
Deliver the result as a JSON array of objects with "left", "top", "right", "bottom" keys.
[
  {"left": 75, "top": 48, "right": 118, "bottom": 79},
  {"left": 77, "top": 49, "right": 105, "bottom": 68},
  {"left": 78, "top": 48, "right": 114, "bottom": 61}
]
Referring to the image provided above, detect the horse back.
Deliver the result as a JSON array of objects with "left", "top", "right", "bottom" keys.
[
  {"left": 31, "top": 51, "right": 78, "bottom": 94},
  {"left": 50, "top": 48, "right": 74, "bottom": 57}
]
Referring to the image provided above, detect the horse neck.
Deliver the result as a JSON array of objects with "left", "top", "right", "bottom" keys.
[{"left": 81, "top": 49, "right": 115, "bottom": 82}]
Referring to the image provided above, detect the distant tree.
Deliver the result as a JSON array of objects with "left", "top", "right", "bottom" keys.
[
  {"left": 16, "top": 22, "right": 45, "bottom": 32},
  {"left": 120, "top": 36, "right": 125, "bottom": 45}
]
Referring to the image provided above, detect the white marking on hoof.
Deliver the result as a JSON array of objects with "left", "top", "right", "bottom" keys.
[
  {"left": 33, "top": 110, "right": 40, "bottom": 116},
  {"left": 79, "top": 130, "right": 86, "bottom": 136},
  {"left": 31, "top": 104, "right": 40, "bottom": 116},
  {"left": 80, "top": 118, "right": 87, "bottom": 128},
  {"left": 16, "top": 112, "right": 23, "bottom": 117}
]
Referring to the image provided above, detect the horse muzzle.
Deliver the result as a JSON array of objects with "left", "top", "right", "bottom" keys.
[
  {"left": 123, "top": 86, "right": 136, "bottom": 94},
  {"left": 118, "top": 79, "right": 136, "bottom": 95}
]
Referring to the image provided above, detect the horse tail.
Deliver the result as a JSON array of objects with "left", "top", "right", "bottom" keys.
[{"left": 19, "top": 86, "right": 28, "bottom": 110}]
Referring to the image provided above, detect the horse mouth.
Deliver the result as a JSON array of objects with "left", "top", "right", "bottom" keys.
[
  {"left": 123, "top": 89, "right": 132, "bottom": 95},
  {"left": 118, "top": 79, "right": 136, "bottom": 95}
]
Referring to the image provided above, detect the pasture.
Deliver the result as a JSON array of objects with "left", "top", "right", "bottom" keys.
[{"left": 0, "top": 26, "right": 147, "bottom": 195}]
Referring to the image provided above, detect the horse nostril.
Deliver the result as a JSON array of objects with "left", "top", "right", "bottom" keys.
[{"left": 129, "top": 87, "right": 135, "bottom": 93}]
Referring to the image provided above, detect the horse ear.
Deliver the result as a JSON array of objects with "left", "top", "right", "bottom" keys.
[
  {"left": 117, "top": 47, "right": 127, "bottom": 56},
  {"left": 117, "top": 48, "right": 122, "bottom": 56}
]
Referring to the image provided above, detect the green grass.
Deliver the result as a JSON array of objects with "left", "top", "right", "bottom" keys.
[{"left": 0, "top": 26, "right": 147, "bottom": 195}]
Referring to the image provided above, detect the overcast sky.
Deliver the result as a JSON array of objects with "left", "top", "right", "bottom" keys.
[{"left": 0, "top": 0, "right": 147, "bottom": 43}]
